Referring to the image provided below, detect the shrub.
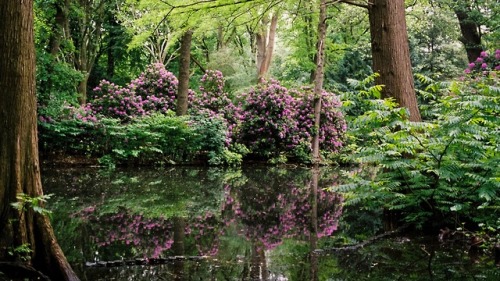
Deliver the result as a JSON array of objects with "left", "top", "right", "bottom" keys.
[
  {"left": 190, "top": 70, "right": 242, "bottom": 143},
  {"left": 86, "top": 63, "right": 192, "bottom": 122},
  {"left": 293, "top": 87, "right": 347, "bottom": 155},
  {"left": 238, "top": 80, "right": 299, "bottom": 158},
  {"left": 464, "top": 49, "right": 500, "bottom": 74},
  {"left": 336, "top": 70, "right": 499, "bottom": 229},
  {"left": 87, "top": 80, "right": 144, "bottom": 121},
  {"left": 129, "top": 63, "right": 180, "bottom": 113},
  {"left": 104, "top": 113, "right": 199, "bottom": 164}
]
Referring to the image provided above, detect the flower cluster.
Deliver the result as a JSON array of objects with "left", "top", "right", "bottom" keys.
[
  {"left": 293, "top": 88, "right": 347, "bottom": 153},
  {"left": 464, "top": 50, "right": 500, "bottom": 75},
  {"left": 221, "top": 173, "right": 343, "bottom": 250},
  {"left": 78, "top": 207, "right": 174, "bottom": 259},
  {"left": 237, "top": 80, "right": 347, "bottom": 157},
  {"left": 129, "top": 63, "right": 180, "bottom": 113},
  {"left": 238, "top": 80, "right": 299, "bottom": 156},
  {"left": 87, "top": 80, "right": 144, "bottom": 121},
  {"left": 85, "top": 63, "right": 183, "bottom": 122}
]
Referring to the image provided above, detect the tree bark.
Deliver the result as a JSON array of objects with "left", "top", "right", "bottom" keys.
[
  {"left": 454, "top": 4, "right": 483, "bottom": 62},
  {"left": 256, "top": 12, "right": 279, "bottom": 82},
  {"left": 176, "top": 30, "right": 193, "bottom": 116},
  {"left": 312, "top": 0, "right": 327, "bottom": 164},
  {"left": 368, "top": 0, "right": 421, "bottom": 122},
  {"left": 0, "top": 1, "right": 79, "bottom": 280},
  {"left": 309, "top": 167, "right": 319, "bottom": 281},
  {"left": 258, "top": 13, "right": 279, "bottom": 80}
]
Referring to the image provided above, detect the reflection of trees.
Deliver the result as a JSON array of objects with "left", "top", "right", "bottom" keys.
[
  {"left": 47, "top": 166, "right": 344, "bottom": 280},
  {"left": 220, "top": 167, "right": 343, "bottom": 280},
  {"left": 223, "top": 167, "right": 343, "bottom": 250}
]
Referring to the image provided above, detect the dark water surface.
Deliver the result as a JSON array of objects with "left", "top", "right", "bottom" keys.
[{"left": 42, "top": 166, "right": 499, "bottom": 280}]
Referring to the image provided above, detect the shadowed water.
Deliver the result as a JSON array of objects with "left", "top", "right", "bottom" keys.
[{"left": 42, "top": 166, "right": 499, "bottom": 280}]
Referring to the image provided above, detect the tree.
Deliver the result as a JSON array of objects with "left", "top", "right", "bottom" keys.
[
  {"left": 70, "top": 0, "right": 106, "bottom": 104},
  {"left": 256, "top": 11, "right": 279, "bottom": 80},
  {"left": 312, "top": 0, "right": 327, "bottom": 163},
  {"left": 452, "top": 0, "right": 483, "bottom": 62},
  {"left": 0, "top": 1, "right": 79, "bottom": 280},
  {"left": 176, "top": 30, "right": 193, "bottom": 116},
  {"left": 367, "top": 0, "right": 422, "bottom": 122}
]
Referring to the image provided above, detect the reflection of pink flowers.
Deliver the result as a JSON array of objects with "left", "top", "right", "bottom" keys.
[
  {"left": 77, "top": 207, "right": 174, "bottom": 258},
  {"left": 222, "top": 178, "right": 343, "bottom": 250}
]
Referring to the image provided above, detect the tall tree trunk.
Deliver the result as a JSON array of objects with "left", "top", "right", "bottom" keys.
[
  {"left": 172, "top": 217, "right": 185, "bottom": 281},
  {"left": 304, "top": 1, "right": 318, "bottom": 84},
  {"left": 0, "top": 1, "right": 79, "bottom": 280},
  {"left": 258, "top": 13, "right": 279, "bottom": 80},
  {"left": 176, "top": 30, "right": 193, "bottom": 116},
  {"left": 368, "top": 0, "right": 421, "bottom": 122},
  {"left": 312, "top": 0, "right": 327, "bottom": 164},
  {"left": 454, "top": 5, "right": 483, "bottom": 62},
  {"left": 256, "top": 12, "right": 279, "bottom": 82},
  {"left": 249, "top": 241, "right": 268, "bottom": 280}
]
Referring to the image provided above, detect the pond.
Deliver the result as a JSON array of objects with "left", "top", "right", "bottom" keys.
[{"left": 42, "top": 166, "right": 499, "bottom": 281}]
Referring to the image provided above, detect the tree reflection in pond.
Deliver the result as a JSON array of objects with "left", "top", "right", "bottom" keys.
[{"left": 42, "top": 166, "right": 499, "bottom": 280}]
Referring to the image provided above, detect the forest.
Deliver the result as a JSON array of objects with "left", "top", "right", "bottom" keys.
[{"left": 0, "top": 0, "right": 499, "bottom": 280}]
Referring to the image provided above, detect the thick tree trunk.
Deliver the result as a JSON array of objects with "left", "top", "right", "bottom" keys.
[
  {"left": 312, "top": 0, "right": 327, "bottom": 164},
  {"left": 0, "top": 1, "right": 79, "bottom": 280},
  {"left": 176, "top": 30, "right": 193, "bottom": 116},
  {"left": 368, "top": 0, "right": 421, "bottom": 122},
  {"left": 454, "top": 7, "right": 483, "bottom": 62}
]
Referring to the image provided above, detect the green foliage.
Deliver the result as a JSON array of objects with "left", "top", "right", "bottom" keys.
[
  {"left": 7, "top": 244, "right": 33, "bottom": 262},
  {"left": 39, "top": 111, "right": 238, "bottom": 166},
  {"left": 336, "top": 72, "right": 499, "bottom": 228},
  {"left": 11, "top": 193, "right": 53, "bottom": 216}
]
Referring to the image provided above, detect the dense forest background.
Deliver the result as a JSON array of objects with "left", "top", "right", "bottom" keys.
[{"left": 0, "top": 1, "right": 498, "bottom": 279}]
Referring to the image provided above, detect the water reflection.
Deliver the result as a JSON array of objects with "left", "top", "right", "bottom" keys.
[
  {"left": 43, "top": 166, "right": 342, "bottom": 280},
  {"left": 42, "top": 166, "right": 499, "bottom": 280}
]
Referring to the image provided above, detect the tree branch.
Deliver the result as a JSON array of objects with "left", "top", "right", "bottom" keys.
[{"left": 328, "top": 0, "right": 370, "bottom": 9}]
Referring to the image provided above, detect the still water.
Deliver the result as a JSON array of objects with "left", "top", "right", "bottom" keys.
[{"left": 42, "top": 166, "right": 499, "bottom": 280}]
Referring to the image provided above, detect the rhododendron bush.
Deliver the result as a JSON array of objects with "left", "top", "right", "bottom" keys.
[
  {"left": 38, "top": 64, "right": 347, "bottom": 165},
  {"left": 238, "top": 79, "right": 346, "bottom": 160}
]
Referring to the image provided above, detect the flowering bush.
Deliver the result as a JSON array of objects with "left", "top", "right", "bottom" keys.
[
  {"left": 464, "top": 49, "right": 500, "bottom": 75},
  {"left": 87, "top": 80, "right": 144, "bottom": 121},
  {"left": 190, "top": 70, "right": 242, "bottom": 143},
  {"left": 237, "top": 80, "right": 346, "bottom": 160},
  {"left": 129, "top": 63, "right": 180, "bottom": 114},
  {"left": 293, "top": 88, "right": 347, "bottom": 154},
  {"left": 221, "top": 169, "right": 343, "bottom": 250},
  {"left": 77, "top": 206, "right": 174, "bottom": 259},
  {"left": 85, "top": 63, "right": 187, "bottom": 122},
  {"left": 238, "top": 80, "right": 299, "bottom": 157}
]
